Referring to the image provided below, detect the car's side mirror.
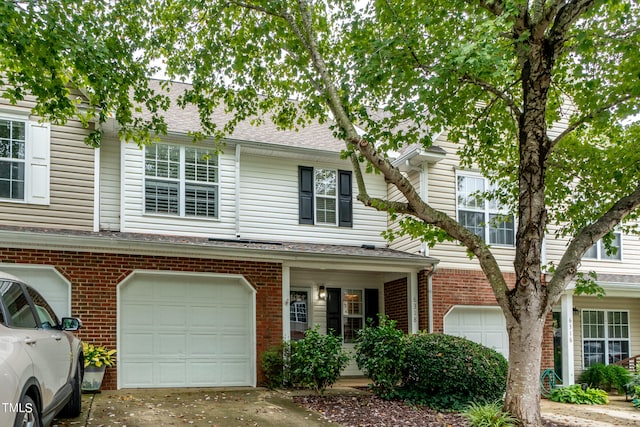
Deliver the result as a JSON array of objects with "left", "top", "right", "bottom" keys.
[{"left": 61, "top": 317, "right": 82, "bottom": 331}]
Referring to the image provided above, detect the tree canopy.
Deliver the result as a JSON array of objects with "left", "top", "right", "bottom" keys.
[{"left": 2, "top": 0, "right": 640, "bottom": 424}]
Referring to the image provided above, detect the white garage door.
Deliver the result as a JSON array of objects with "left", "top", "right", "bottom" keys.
[
  {"left": 119, "top": 272, "right": 255, "bottom": 388},
  {"left": 0, "top": 264, "right": 70, "bottom": 317},
  {"left": 444, "top": 306, "right": 508, "bottom": 358}
]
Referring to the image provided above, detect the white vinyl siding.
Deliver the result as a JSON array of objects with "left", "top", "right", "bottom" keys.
[
  {"left": 415, "top": 137, "right": 516, "bottom": 271},
  {"left": 0, "top": 102, "right": 94, "bottom": 230},
  {"left": 122, "top": 141, "right": 235, "bottom": 237},
  {"left": 98, "top": 133, "right": 121, "bottom": 231},
  {"left": 387, "top": 169, "right": 423, "bottom": 254},
  {"left": 239, "top": 153, "right": 387, "bottom": 245}
]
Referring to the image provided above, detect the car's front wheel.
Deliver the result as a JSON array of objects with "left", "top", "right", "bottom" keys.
[
  {"left": 59, "top": 362, "right": 82, "bottom": 418},
  {"left": 13, "top": 395, "right": 40, "bottom": 427}
]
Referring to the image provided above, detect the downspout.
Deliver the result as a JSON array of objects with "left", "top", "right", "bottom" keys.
[
  {"left": 235, "top": 144, "right": 241, "bottom": 238},
  {"left": 427, "top": 264, "right": 438, "bottom": 333},
  {"left": 93, "top": 146, "right": 101, "bottom": 232}
]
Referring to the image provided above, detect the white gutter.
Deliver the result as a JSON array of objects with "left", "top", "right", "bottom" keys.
[{"left": 235, "top": 144, "right": 242, "bottom": 238}]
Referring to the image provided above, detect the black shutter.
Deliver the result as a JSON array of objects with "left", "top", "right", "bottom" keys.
[
  {"left": 338, "top": 170, "right": 352, "bottom": 227},
  {"left": 365, "top": 288, "right": 380, "bottom": 327},
  {"left": 326, "top": 287, "right": 342, "bottom": 337},
  {"left": 299, "top": 166, "right": 314, "bottom": 224}
]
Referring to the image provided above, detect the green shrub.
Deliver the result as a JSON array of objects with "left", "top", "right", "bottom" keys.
[
  {"left": 261, "top": 343, "right": 290, "bottom": 389},
  {"left": 400, "top": 333, "right": 508, "bottom": 410},
  {"left": 354, "top": 315, "right": 406, "bottom": 398},
  {"left": 463, "top": 401, "right": 517, "bottom": 427},
  {"left": 579, "top": 363, "right": 631, "bottom": 393},
  {"left": 289, "top": 326, "right": 350, "bottom": 394},
  {"left": 550, "top": 384, "right": 609, "bottom": 404}
]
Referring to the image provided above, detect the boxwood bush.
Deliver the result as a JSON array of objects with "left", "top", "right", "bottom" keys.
[
  {"left": 579, "top": 363, "right": 630, "bottom": 394},
  {"left": 400, "top": 333, "right": 508, "bottom": 409}
]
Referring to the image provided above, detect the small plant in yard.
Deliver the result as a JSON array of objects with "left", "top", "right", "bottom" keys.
[
  {"left": 261, "top": 342, "right": 291, "bottom": 389},
  {"left": 579, "top": 363, "right": 630, "bottom": 394},
  {"left": 289, "top": 326, "right": 350, "bottom": 394},
  {"left": 549, "top": 384, "right": 609, "bottom": 405},
  {"left": 354, "top": 314, "right": 406, "bottom": 399},
  {"left": 82, "top": 342, "right": 116, "bottom": 368},
  {"left": 463, "top": 401, "right": 518, "bottom": 427}
]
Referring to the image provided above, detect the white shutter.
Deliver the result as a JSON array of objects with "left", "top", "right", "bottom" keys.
[{"left": 26, "top": 122, "right": 50, "bottom": 205}]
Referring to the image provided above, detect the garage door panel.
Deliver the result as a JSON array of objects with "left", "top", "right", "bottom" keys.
[
  {"left": 121, "top": 333, "right": 154, "bottom": 355},
  {"left": 119, "top": 273, "right": 255, "bottom": 388},
  {"left": 120, "top": 363, "right": 154, "bottom": 387},
  {"left": 123, "top": 303, "right": 154, "bottom": 325},
  {"left": 189, "top": 335, "right": 217, "bottom": 355}
]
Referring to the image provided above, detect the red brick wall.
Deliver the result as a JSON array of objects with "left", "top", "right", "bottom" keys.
[
  {"left": 432, "top": 268, "right": 554, "bottom": 372},
  {"left": 0, "top": 249, "right": 282, "bottom": 390},
  {"left": 383, "top": 278, "right": 408, "bottom": 333}
]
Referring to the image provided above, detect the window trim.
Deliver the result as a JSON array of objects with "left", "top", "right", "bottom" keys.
[
  {"left": 455, "top": 171, "right": 515, "bottom": 247},
  {"left": 581, "top": 309, "right": 630, "bottom": 368},
  {"left": 0, "top": 113, "right": 50, "bottom": 205},
  {"left": 298, "top": 166, "right": 352, "bottom": 227},
  {"left": 143, "top": 143, "right": 220, "bottom": 219}
]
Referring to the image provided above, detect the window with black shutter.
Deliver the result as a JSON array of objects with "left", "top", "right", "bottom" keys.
[{"left": 298, "top": 166, "right": 352, "bottom": 227}]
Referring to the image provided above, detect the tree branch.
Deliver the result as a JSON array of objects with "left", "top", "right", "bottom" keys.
[
  {"left": 546, "top": 183, "right": 640, "bottom": 305},
  {"left": 547, "top": 0, "right": 596, "bottom": 59},
  {"left": 550, "top": 94, "right": 634, "bottom": 148},
  {"left": 460, "top": 74, "right": 522, "bottom": 119},
  {"left": 474, "top": 0, "right": 505, "bottom": 16}
]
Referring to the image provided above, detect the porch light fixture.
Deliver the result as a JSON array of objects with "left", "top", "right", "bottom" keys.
[{"left": 318, "top": 285, "right": 326, "bottom": 300}]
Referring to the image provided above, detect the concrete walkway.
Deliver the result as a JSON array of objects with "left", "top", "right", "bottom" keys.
[{"left": 50, "top": 386, "right": 640, "bottom": 427}]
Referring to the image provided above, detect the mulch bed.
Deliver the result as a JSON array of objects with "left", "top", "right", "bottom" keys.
[{"left": 294, "top": 393, "right": 578, "bottom": 427}]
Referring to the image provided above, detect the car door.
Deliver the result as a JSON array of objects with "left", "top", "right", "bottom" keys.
[
  {"left": 0, "top": 281, "right": 66, "bottom": 408},
  {"left": 23, "top": 285, "right": 71, "bottom": 403}
]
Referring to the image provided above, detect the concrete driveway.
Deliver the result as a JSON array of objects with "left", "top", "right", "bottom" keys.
[{"left": 52, "top": 388, "right": 336, "bottom": 427}]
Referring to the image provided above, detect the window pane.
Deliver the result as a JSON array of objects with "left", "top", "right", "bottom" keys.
[
  {"left": 290, "top": 290, "right": 309, "bottom": 341},
  {"left": 457, "top": 175, "right": 485, "bottom": 210},
  {"left": 0, "top": 121, "right": 10, "bottom": 139},
  {"left": 185, "top": 183, "right": 218, "bottom": 217},
  {"left": 343, "top": 317, "right": 362, "bottom": 343},
  {"left": 601, "top": 233, "right": 622, "bottom": 260},
  {"left": 316, "top": 197, "right": 336, "bottom": 224},
  {"left": 489, "top": 214, "right": 514, "bottom": 245},
  {"left": 583, "top": 341, "right": 604, "bottom": 368},
  {"left": 583, "top": 244, "right": 597, "bottom": 259},
  {"left": 145, "top": 180, "right": 179, "bottom": 214},
  {"left": 0, "top": 140, "right": 9, "bottom": 158},
  {"left": 0, "top": 161, "right": 24, "bottom": 199},
  {"left": 315, "top": 169, "right": 336, "bottom": 196},
  {"left": 185, "top": 148, "right": 217, "bottom": 183},
  {"left": 608, "top": 340, "right": 629, "bottom": 364},
  {"left": 459, "top": 210, "right": 484, "bottom": 238}
]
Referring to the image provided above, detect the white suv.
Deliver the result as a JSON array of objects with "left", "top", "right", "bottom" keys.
[{"left": 0, "top": 271, "right": 83, "bottom": 427}]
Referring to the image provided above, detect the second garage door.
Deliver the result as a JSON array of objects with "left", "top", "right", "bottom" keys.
[
  {"left": 443, "top": 306, "right": 508, "bottom": 358},
  {"left": 118, "top": 272, "right": 255, "bottom": 388}
]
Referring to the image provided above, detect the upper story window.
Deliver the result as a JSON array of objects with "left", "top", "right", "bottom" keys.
[
  {"left": 299, "top": 166, "right": 352, "bottom": 227},
  {"left": 583, "top": 231, "right": 622, "bottom": 261},
  {"left": 0, "top": 117, "right": 49, "bottom": 205},
  {"left": 0, "top": 119, "right": 26, "bottom": 200},
  {"left": 456, "top": 173, "right": 514, "bottom": 246},
  {"left": 144, "top": 143, "right": 219, "bottom": 218}
]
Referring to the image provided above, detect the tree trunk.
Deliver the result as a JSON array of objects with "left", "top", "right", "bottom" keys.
[{"left": 503, "top": 306, "right": 546, "bottom": 426}]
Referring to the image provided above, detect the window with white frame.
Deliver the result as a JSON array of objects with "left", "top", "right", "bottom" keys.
[
  {"left": 0, "top": 119, "right": 26, "bottom": 200},
  {"left": 144, "top": 144, "right": 219, "bottom": 218},
  {"left": 456, "top": 174, "right": 514, "bottom": 246},
  {"left": 582, "top": 310, "right": 629, "bottom": 368},
  {"left": 583, "top": 231, "right": 622, "bottom": 261},
  {"left": 0, "top": 116, "right": 50, "bottom": 205},
  {"left": 315, "top": 169, "right": 337, "bottom": 224}
]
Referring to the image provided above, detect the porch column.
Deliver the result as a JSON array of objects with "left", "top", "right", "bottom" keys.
[
  {"left": 408, "top": 271, "right": 419, "bottom": 334},
  {"left": 282, "top": 264, "right": 291, "bottom": 341},
  {"left": 561, "top": 293, "right": 575, "bottom": 385}
]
